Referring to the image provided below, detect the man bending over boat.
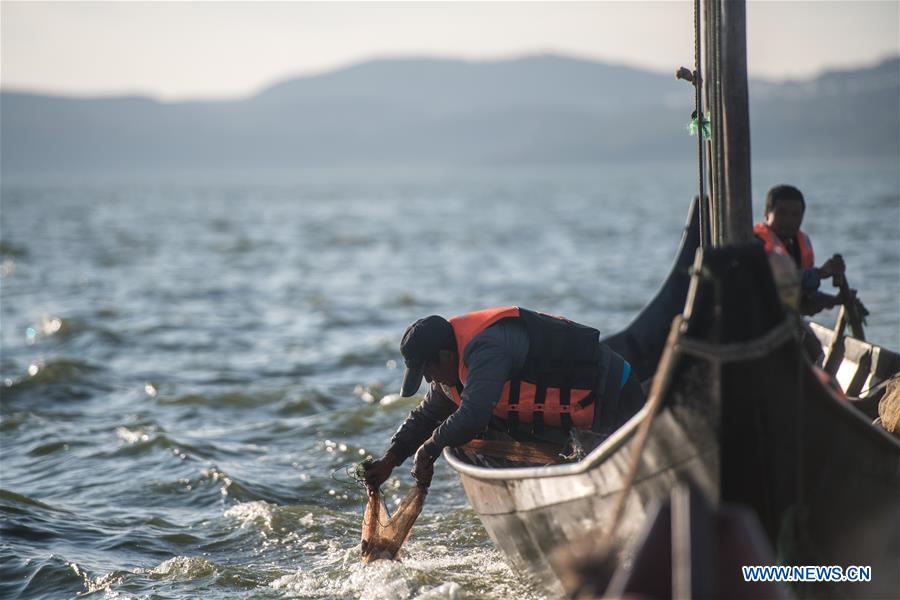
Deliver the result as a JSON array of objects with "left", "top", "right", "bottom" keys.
[
  {"left": 753, "top": 184, "right": 845, "bottom": 316},
  {"left": 363, "top": 307, "right": 645, "bottom": 490}
]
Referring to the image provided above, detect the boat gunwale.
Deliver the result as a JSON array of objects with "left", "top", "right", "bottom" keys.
[{"left": 809, "top": 321, "right": 900, "bottom": 362}]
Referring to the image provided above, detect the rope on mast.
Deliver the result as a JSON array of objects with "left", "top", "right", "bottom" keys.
[
  {"left": 693, "top": 0, "right": 708, "bottom": 249},
  {"left": 677, "top": 0, "right": 710, "bottom": 247},
  {"left": 709, "top": 0, "right": 724, "bottom": 247}
]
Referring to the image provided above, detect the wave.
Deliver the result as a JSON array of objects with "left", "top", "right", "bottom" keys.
[
  {"left": 158, "top": 387, "right": 343, "bottom": 419},
  {"left": 0, "top": 239, "right": 28, "bottom": 257},
  {"left": 268, "top": 546, "right": 437, "bottom": 600},
  {"left": 224, "top": 500, "right": 358, "bottom": 538},
  {"left": 80, "top": 568, "right": 130, "bottom": 596},
  {"left": 91, "top": 515, "right": 207, "bottom": 558},
  {"left": 24, "top": 314, "right": 124, "bottom": 345},
  {"left": 1, "top": 489, "right": 109, "bottom": 554},
  {"left": 200, "top": 465, "right": 260, "bottom": 503},
  {"left": 277, "top": 388, "right": 339, "bottom": 415},
  {"left": 27, "top": 439, "right": 86, "bottom": 457},
  {"left": 324, "top": 406, "right": 379, "bottom": 433},
  {"left": 158, "top": 531, "right": 203, "bottom": 546},
  {"left": 147, "top": 555, "right": 218, "bottom": 580},
  {"left": 161, "top": 389, "right": 285, "bottom": 408},
  {"left": 337, "top": 343, "right": 396, "bottom": 367},
  {"left": 2, "top": 554, "right": 86, "bottom": 599},
  {"left": 270, "top": 540, "right": 527, "bottom": 600},
  {"left": 2, "top": 357, "right": 109, "bottom": 402},
  {"left": 224, "top": 500, "right": 279, "bottom": 532},
  {"left": 1, "top": 551, "right": 262, "bottom": 599},
  {"left": 138, "top": 555, "right": 262, "bottom": 590},
  {"left": 144, "top": 463, "right": 279, "bottom": 507},
  {"left": 0, "top": 488, "right": 65, "bottom": 513},
  {"left": 108, "top": 426, "right": 215, "bottom": 463},
  {"left": 276, "top": 397, "right": 320, "bottom": 416}
]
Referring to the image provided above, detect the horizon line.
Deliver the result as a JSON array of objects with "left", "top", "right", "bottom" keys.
[{"left": 2, "top": 51, "right": 897, "bottom": 104}]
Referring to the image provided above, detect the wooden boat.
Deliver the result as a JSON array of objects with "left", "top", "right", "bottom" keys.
[
  {"left": 443, "top": 1, "right": 900, "bottom": 597},
  {"left": 445, "top": 244, "right": 900, "bottom": 598}
]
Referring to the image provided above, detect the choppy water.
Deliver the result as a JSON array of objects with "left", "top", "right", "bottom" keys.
[{"left": 1, "top": 160, "right": 898, "bottom": 599}]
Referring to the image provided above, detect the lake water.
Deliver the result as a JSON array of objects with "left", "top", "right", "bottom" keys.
[{"left": 1, "top": 159, "right": 898, "bottom": 599}]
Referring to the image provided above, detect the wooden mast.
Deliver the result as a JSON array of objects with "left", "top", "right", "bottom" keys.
[{"left": 705, "top": 0, "right": 753, "bottom": 245}]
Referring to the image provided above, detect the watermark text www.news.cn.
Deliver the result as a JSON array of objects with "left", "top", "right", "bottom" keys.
[{"left": 742, "top": 565, "right": 872, "bottom": 583}]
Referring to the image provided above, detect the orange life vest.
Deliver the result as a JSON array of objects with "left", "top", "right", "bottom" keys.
[
  {"left": 753, "top": 222, "right": 815, "bottom": 270},
  {"left": 446, "top": 306, "right": 606, "bottom": 430}
]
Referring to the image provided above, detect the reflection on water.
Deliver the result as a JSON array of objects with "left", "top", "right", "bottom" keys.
[{"left": 0, "top": 161, "right": 897, "bottom": 598}]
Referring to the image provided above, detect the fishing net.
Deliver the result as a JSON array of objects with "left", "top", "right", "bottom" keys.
[
  {"left": 353, "top": 435, "right": 572, "bottom": 564},
  {"left": 460, "top": 438, "right": 567, "bottom": 465},
  {"left": 878, "top": 376, "right": 900, "bottom": 437},
  {"left": 360, "top": 485, "right": 427, "bottom": 563},
  {"left": 348, "top": 459, "right": 428, "bottom": 563}
]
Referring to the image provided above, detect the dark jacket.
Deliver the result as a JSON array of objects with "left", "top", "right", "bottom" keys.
[{"left": 388, "top": 319, "right": 643, "bottom": 462}]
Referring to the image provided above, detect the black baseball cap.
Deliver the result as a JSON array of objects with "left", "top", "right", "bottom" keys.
[{"left": 399, "top": 315, "right": 455, "bottom": 397}]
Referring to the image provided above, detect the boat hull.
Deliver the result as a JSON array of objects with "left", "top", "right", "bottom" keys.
[{"left": 449, "top": 400, "right": 718, "bottom": 595}]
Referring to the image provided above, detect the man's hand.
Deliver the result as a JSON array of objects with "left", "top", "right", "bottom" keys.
[
  {"left": 363, "top": 451, "right": 399, "bottom": 493},
  {"left": 818, "top": 254, "right": 846, "bottom": 281},
  {"left": 800, "top": 291, "right": 841, "bottom": 316},
  {"left": 824, "top": 294, "right": 843, "bottom": 309},
  {"left": 411, "top": 445, "right": 437, "bottom": 488},
  {"left": 837, "top": 287, "right": 857, "bottom": 305}
]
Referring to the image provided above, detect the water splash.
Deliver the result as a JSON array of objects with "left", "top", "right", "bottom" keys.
[
  {"left": 148, "top": 556, "right": 219, "bottom": 579},
  {"left": 224, "top": 501, "right": 277, "bottom": 532}
]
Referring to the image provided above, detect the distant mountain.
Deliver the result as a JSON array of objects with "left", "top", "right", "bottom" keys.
[
  {"left": 748, "top": 57, "right": 900, "bottom": 159},
  {"left": 1, "top": 54, "right": 897, "bottom": 174}
]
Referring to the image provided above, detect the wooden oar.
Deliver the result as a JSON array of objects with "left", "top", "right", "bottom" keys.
[{"left": 834, "top": 266, "right": 866, "bottom": 341}]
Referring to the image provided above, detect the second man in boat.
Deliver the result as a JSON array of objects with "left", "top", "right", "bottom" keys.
[
  {"left": 753, "top": 184, "right": 846, "bottom": 316},
  {"left": 363, "top": 306, "right": 645, "bottom": 490}
]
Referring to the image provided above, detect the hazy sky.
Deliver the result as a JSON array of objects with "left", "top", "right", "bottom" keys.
[{"left": 2, "top": 1, "right": 898, "bottom": 100}]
